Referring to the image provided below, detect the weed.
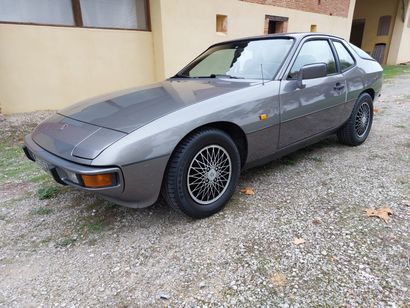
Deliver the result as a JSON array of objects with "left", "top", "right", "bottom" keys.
[
  {"left": 37, "top": 186, "right": 59, "bottom": 200},
  {"left": 55, "top": 238, "right": 76, "bottom": 248},
  {"left": 88, "top": 220, "right": 104, "bottom": 233},
  {"left": 308, "top": 156, "right": 323, "bottom": 162},
  {"left": 383, "top": 65, "right": 410, "bottom": 80},
  {"left": 31, "top": 206, "right": 54, "bottom": 215},
  {"left": 281, "top": 157, "right": 296, "bottom": 166},
  {"left": 0, "top": 143, "right": 40, "bottom": 184},
  {"left": 394, "top": 124, "right": 406, "bottom": 129}
]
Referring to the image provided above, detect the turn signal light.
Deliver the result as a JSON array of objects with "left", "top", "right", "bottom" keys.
[
  {"left": 81, "top": 173, "right": 114, "bottom": 188},
  {"left": 259, "top": 114, "right": 268, "bottom": 121}
]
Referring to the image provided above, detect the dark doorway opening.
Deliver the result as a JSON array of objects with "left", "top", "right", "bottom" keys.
[
  {"left": 372, "top": 43, "right": 386, "bottom": 64},
  {"left": 350, "top": 19, "right": 365, "bottom": 48},
  {"left": 265, "top": 15, "right": 288, "bottom": 34},
  {"left": 268, "top": 20, "right": 283, "bottom": 34}
]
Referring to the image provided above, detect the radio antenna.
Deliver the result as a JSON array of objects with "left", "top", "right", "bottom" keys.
[{"left": 260, "top": 64, "right": 265, "bottom": 85}]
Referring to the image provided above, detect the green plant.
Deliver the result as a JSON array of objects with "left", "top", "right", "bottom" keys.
[
  {"left": 88, "top": 220, "right": 104, "bottom": 233},
  {"left": 55, "top": 238, "right": 76, "bottom": 248},
  {"left": 37, "top": 186, "right": 59, "bottom": 200},
  {"left": 383, "top": 65, "right": 410, "bottom": 80},
  {"left": 308, "top": 156, "right": 323, "bottom": 162},
  {"left": 281, "top": 157, "right": 296, "bottom": 165},
  {"left": 31, "top": 206, "right": 54, "bottom": 215}
]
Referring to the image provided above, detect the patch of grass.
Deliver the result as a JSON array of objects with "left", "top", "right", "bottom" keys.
[
  {"left": 0, "top": 143, "right": 42, "bottom": 185},
  {"left": 394, "top": 124, "right": 406, "bottom": 129},
  {"left": 308, "top": 156, "right": 323, "bottom": 163},
  {"left": 31, "top": 206, "right": 54, "bottom": 215},
  {"left": 30, "top": 173, "right": 50, "bottom": 183},
  {"left": 383, "top": 65, "right": 410, "bottom": 80},
  {"left": 280, "top": 157, "right": 296, "bottom": 166},
  {"left": 55, "top": 238, "right": 77, "bottom": 248},
  {"left": 88, "top": 220, "right": 104, "bottom": 233},
  {"left": 40, "top": 237, "right": 53, "bottom": 244},
  {"left": 37, "top": 185, "right": 59, "bottom": 200}
]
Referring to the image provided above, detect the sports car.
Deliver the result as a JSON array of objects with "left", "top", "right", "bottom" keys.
[{"left": 23, "top": 33, "right": 383, "bottom": 218}]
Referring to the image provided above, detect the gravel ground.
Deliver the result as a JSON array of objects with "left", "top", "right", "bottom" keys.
[{"left": 0, "top": 72, "right": 409, "bottom": 307}]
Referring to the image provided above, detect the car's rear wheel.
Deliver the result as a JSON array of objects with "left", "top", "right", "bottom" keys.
[
  {"left": 337, "top": 92, "right": 373, "bottom": 146},
  {"left": 162, "top": 128, "right": 241, "bottom": 218}
]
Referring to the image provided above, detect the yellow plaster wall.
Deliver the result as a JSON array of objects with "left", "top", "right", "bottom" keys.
[
  {"left": 0, "top": 24, "right": 156, "bottom": 113},
  {"left": 388, "top": 0, "right": 410, "bottom": 64},
  {"left": 155, "top": 0, "right": 357, "bottom": 78},
  {"left": 352, "top": 0, "right": 399, "bottom": 64},
  {"left": 1, "top": 0, "right": 358, "bottom": 113}
]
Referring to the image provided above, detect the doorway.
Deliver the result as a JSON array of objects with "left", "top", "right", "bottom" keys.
[
  {"left": 372, "top": 43, "right": 386, "bottom": 64},
  {"left": 350, "top": 19, "right": 365, "bottom": 48},
  {"left": 265, "top": 15, "right": 288, "bottom": 34}
]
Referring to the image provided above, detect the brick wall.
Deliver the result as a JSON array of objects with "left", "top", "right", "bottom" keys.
[{"left": 241, "top": 0, "right": 351, "bottom": 18}]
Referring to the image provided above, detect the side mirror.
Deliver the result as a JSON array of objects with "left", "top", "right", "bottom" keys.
[{"left": 297, "top": 63, "right": 327, "bottom": 89}]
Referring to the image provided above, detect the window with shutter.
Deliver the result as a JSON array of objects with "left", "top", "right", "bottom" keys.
[{"left": 377, "top": 16, "right": 391, "bottom": 36}]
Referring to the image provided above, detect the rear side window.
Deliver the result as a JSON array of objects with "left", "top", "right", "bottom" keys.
[
  {"left": 289, "top": 40, "right": 336, "bottom": 79},
  {"left": 333, "top": 41, "right": 355, "bottom": 71},
  {"left": 349, "top": 43, "right": 375, "bottom": 60}
]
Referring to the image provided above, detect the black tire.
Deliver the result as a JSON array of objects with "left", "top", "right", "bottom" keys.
[
  {"left": 337, "top": 93, "right": 373, "bottom": 146},
  {"left": 162, "top": 128, "right": 241, "bottom": 219}
]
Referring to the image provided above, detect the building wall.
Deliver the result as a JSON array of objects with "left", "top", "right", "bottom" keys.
[
  {"left": 391, "top": 0, "right": 410, "bottom": 64},
  {"left": 154, "top": 0, "right": 356, "bottom": 79},
  {"left": 352, "top": 0, "right": 399, "bottom": 64},
  {"left": 0, "top": 24, "right": 156, "bottom": 113},
  {"left": 241, "top": 0, "right": 351, "bottom": 17},
  {"left": 0, "top": 0, "right": 357, "bottom": 114}
]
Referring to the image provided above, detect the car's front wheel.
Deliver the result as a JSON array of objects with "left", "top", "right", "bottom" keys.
[
  {"left": 162, "top": 128, "right": 241, "bottom": 218},
  {"left": 337, "top": 92, "right": 374, "bottom": 146}
]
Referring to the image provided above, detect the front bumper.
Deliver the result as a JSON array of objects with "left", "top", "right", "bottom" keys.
[
  {"left": 24, "top": 134, "right": 124, "bottom": 192},
  {"left": 23, "top": 134, "right": 170, "bottom": 208}
]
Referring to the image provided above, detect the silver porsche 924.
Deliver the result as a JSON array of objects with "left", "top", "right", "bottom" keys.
[{"left": 24, "top": 33, "right": 383, "bottom": 218}]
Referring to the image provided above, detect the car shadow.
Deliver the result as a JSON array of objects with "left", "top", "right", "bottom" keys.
[
  {"left": 240, "top": 135, "right": 341, "bottom": 180},
  {"left": 58, "top": 135, "right": 342, "bottom": 240}
]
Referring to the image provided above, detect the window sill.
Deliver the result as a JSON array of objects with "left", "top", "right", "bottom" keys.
[{"left": 0, "top": 21, "right": 151, "bottom": 32}]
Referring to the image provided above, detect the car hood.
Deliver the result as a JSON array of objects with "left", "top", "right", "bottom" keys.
[{"left": 58, "top": 79, "right": 256, "bottom": 133}]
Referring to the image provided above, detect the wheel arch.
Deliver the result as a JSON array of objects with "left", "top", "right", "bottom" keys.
[
  {"left": 360, "top": 88, "right": 375, "bottom": 100},
  {"left": 171, "top": 121, "right": 248, "bottom": 168}
]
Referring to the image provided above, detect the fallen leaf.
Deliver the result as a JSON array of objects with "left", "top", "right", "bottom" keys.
[
  {"left": 271, "top": 272, "right": 287, "bottom": 288},
  {"left": 312, "top": 218, "right": 322, "bottom": 225},
  {"left": 373, "top": 108, "right": 380, "bottom": 113},
  {"left": 293, "top": 237, "right": 305, "bottom": 245},
  {"left": 240, "top": 187, "right": 255, "bottom": 195},
  {"left": 365, "top": 207, "right": 393, "bottom": 223}
]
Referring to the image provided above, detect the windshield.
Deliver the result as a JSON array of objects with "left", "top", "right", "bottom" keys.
[{"left": 177, "top": 38, "right": 294, "bottom": 80}]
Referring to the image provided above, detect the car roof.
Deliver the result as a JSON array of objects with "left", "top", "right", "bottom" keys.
[{"left": 210, "top": 32, "right": 345, "bottom": 47}]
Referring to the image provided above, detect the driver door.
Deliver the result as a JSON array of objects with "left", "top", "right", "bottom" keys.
[{"left": 278, "top": 39, "right": 346, "bottom": 148}]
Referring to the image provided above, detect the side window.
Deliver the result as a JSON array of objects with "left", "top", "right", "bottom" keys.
[
  {"left": 333, "top": 41, "right": 355, "bottom": 71},
  {"left": 289, "top": 40, "right": 336, "bottom": 79}
]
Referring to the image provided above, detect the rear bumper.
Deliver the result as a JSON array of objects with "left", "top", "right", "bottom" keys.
[{"left": 23, "top": 134, "right": 169, "bottom": 208}]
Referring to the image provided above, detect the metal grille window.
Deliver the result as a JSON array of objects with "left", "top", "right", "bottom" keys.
[
  {"left": 0, "top": 0, "right": 150, "bottom": 30},
  {"left": 377, "top": 15, "right": 391, "bottom": 36}
]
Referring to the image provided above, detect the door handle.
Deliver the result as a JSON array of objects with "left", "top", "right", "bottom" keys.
[{"left": 334, "top": 82, "right": 345, "bottom": 91}]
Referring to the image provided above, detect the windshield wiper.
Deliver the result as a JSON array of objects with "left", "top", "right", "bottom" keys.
[
  {"left": 209, "top": 74, "right": 244, "bottom": 79},
  {"left": 173, "top": 73, "right": 190, "bottom": 78}
]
